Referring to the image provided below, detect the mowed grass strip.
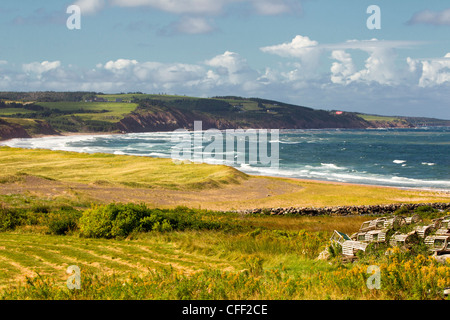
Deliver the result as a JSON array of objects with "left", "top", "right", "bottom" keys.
[
  {"left": 0, "top": 232, "right": 241, "bottom": 288},
  {"left": 0, "top": 146, "right": 246, "bottom": 190}
]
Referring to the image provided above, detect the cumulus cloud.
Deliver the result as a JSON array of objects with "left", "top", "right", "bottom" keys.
[
  {"left": 330, "top": 50, "right": 357, "bottom": 85},
  {"left": 2, "top": 42, "right": 450, "bottom": 119},
  {"left": 260, "top": 35, "right": 322, "bottom": 77},
  {"left": 326, "top": 39, "right": 426, "bottom": 86},
  {"left": 408, "top": 53, "right": 450, "bottom": 87},
  {"left": 205, "top": 51, "right": 257, "bottom": 86},
  {"left": 261, "top": 35, "right": 319, "bottom": 59},
  {"left": 22, "top": 61, "right": 62, "bottom": 76},
  {"left": 262, "top": 36, "right": 417, "bottom": 85},
  {"left": 94, "top": 59, "right": 207, "bottom": 91},
  {"left": 407, "top": 8, "right": 450, "bottom": 26},
  {"left": 349, "top": 46, "right": 399, "bottom": 85},
  {"left": 103, "top": 59, "right": 138, "bottom": 71}
]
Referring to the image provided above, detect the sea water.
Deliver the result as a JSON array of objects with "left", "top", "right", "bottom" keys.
[{"left": 2, "top": 127, "right": 449, "bottom": 191}]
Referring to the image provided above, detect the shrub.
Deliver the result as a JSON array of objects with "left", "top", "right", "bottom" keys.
[
  {"left": 414, "top": 206, "right": 442, "bottom": 220},
  {"left": 46, "top": 209, "right": 81, "bottom": 235},
  {"left": 79, "top": 204, "right": 136, "bottom": 238},
  {"left": 393, "top": 206, "right": 411, "bottom": 216},
  {"left": 0, "top": 207, "right": 24, "bottom": 231},
  {"left": 79, "top": 203, "right": 231, "bottom": 239}
]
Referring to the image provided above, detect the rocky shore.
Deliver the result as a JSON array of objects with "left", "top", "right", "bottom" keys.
[{"left": 238, "top": 202, "right": 450, "bottom": 216}]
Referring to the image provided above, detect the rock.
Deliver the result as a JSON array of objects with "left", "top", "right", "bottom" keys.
[
  {"left": 237, "top": 202, "right": 450, "bottom": 217},
  {"left": 316, "top": 248, "right": 330, "bottom": 261}
]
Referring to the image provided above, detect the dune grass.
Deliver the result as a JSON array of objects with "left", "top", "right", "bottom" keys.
[
  {"left": 0, "top": 146, "right": 246, "bottom": 190},
  {"left": 0, "top": 146, "right": 448, "bottom": 210}
]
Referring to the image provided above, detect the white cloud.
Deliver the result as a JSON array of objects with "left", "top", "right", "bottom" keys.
[
  {"left": 326, "top": 39, "right": 425, "bottom": 86},
  {"left": 72, "top": 0, "right": 106, "bottom": 15},
  {"left": 262, "top": 36, "right": 412, "bottom": 85},
  {"left": 408, "top": 53, "right": 450, "bottom": 87},
  {"left": 104, "top": 59, "right": 138, "bottom": 71},
  {"left": 22, "top": 61, "right": 61, "bottom": 76},
  {"left": 260, "top": 35, "right": 319, "bottom": 59},
  {"left": 2, "top": 43, "right": 450, "bottom": 119},
  {"left": 408, "top": 8, "right": 450, "bottom": 26},
  {"left": 260, "top": 35, "right": 323, "bottom": 78},
  {"left": 205, "top": 51, "right": 257, "bottom": 86},
  {"left": 352, "top": 47, "right": 399, "bottom": 85},
  {"left": 330, "top": 50, "right": 356, "bottom": 85}
]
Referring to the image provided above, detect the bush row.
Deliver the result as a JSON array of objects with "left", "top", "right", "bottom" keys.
[
  {"left": 0, "top": 203, "right": 238, "bottom": 238},
  {"left": 0, "top": 205, "right": 81, "bottom": 235},
  {"left": 79, "top": 204, "right": 235, "bottom": 238}
]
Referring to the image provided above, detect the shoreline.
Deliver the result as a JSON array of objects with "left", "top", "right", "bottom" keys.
[{"left": 1, "top": 130, "right": 449, "bottom": 195}]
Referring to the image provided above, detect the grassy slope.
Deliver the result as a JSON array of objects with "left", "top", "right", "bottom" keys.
[
  {"left": 0, "top": 146, "right": 448, "bottom": 211},
  {"left": 0, "top": 146, "right": 245, "bottom": 190},
  {"left": 2, "top": 94, "right": 450, "bottom": 141},
  {"left": 1, "top": 94, "right": 368, "bottom": 139}
]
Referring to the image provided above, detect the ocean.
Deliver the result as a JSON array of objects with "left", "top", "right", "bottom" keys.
[{"left": 2, "top": 127, "right": 449, "bottom": 191}]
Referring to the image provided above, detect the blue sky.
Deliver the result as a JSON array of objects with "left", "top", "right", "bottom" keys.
[{"left": 0, "top": 0, "right": 449, "bottom": 119}]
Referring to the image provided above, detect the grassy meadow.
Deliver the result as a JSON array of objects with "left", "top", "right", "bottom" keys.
[
  {"left": 0, "top": 146, "right": 448, "bottom": 210},
  {"left": 0, "top": 146, "right": 449, "bottom": 300}
]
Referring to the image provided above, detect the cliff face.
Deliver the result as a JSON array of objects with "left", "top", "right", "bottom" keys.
[
  {"left": 117, "top": 108, "right": 238, "bottom": 133},
  {"left": 367, "top": 120, "right": 414, "bottom": 128},
  {"left": 0, "top": 119, "right": 59, "bottom": 141},
  {"left": 0, "top": 119, "right": 31, "bottom": 140},
  {"left": 31, "top": 120, "right": 60, "bottom": 136},
  {"left": 116, "top": 108, "right": 371, "bottom": 133}
]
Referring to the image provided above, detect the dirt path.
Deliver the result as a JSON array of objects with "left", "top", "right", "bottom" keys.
[
  {"left": 0, "top": 175, "right": 304, "bottom": 210},
  {"left": 0, "top": 174, "right": 448, "bottom": 211}
]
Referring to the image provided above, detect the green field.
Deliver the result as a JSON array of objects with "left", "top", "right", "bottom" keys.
[
  {"left": 1, "top": 205, "right": 449, "bottom": 300},
  {"left": 357, "top": 114, "right": 399, "bottom": 122},
  {"left": 29, "top": 101, "right": 139, "bottom": 123}
]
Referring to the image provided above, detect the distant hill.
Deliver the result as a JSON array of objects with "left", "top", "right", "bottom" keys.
[{"left": 0, "top": 92, "right": 449, "bottom": 140}]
